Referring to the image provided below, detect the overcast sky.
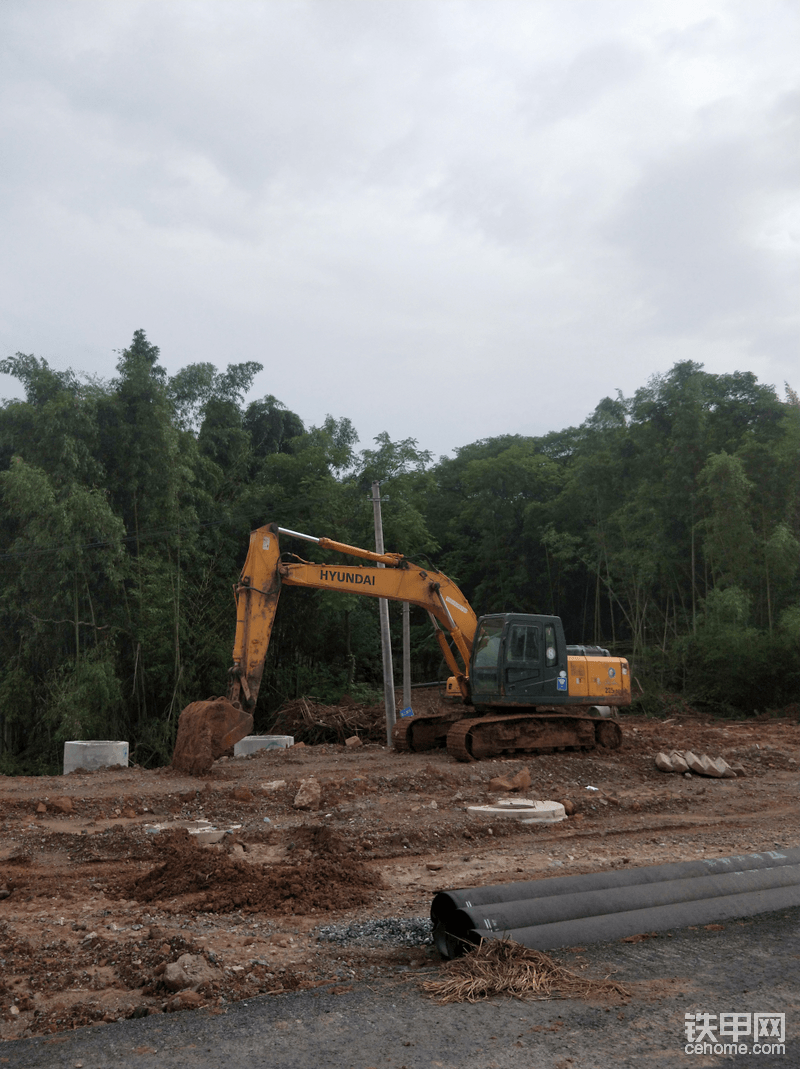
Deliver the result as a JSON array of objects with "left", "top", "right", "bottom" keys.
[{"left": 1, "top": 0, "right": 797, "bottom": 459}]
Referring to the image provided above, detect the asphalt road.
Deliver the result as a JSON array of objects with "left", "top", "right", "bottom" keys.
[{"left": 7, "top": 906, "right": 798, "bottom": 1069}]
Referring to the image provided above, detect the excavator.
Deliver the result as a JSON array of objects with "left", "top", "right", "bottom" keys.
[{"left": 171, "top": 523, "right": 629, "bottom": 772}]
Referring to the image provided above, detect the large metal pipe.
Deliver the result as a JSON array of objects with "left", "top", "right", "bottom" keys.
[
  {"left": 432, "top": 849, "right": 800, "bottom": 958},
  {"left": 469, "top": 883, "right": 800, "bottom": 953}
]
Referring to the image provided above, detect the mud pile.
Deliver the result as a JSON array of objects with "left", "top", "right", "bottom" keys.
[{"left": 122, "top": 826, "right": 382, "bottom": 914}]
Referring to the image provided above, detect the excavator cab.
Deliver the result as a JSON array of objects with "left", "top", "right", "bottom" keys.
[{"left": 470, "top": 614, "right": 568, "bottom": 704}]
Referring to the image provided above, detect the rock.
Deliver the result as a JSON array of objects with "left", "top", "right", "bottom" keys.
[
  {"left": 426, "top": 862, "right": 444, "bottom": 871},
  {"left": 293, "top": 777, "right": 322, "bottom": 810},
  {"left": 660, "top": 749, "right": 738, "bottom": 778},
  {"left": 261, "top": 780, "right": 286, "bottom": 792},
  {"left": 231, "top": 787, "right": 253, "bottom": 802},
  {"left": 121, "top": 808, "right": 137, "bottom": 819},
  {"left": 701, "top": 755, "right": 733, "bottom": 778},
  {"left": 36, "top": 802, "right": 47, "bottom": 813},
  {"left": 345, "top": 736, "right": 362, "bottom": 748},
  {"left": 163, "top": 962, "right": 191, "bottom": 992},
  {"left": 696, "top": 754, "right": 719, "bottom": 777},
  {"left": 683, "top": 751, "right": 704, "bottom": 775},
  {"left": 176, "top": 952, "right": 216, "bottom": 987},
  {"left": 171, "top": 699, "right": 253, "bottom": 776},
  {"left": 50, "top": 796, "right": 74, "bottom": 814},
  {"left": 489, "top": 767, "right": 532, "bottom": 792},
  {"left": 729, "top": 762, "right": 747, "bottom": 777},
  {"left": 164, "top": 989, "right": 205, "bottom": 1012},
  {"left": 163, "top": 953, "right": 216, "bottom": 992},
  {"left": 562, "top": 799, "right": 576, "bottom": 816},
  {"left": 669, "top": 751, "right": 689, "bottom": 774},
  {"left": 292, "top": 741, "right": 306, "bottom": 749}
]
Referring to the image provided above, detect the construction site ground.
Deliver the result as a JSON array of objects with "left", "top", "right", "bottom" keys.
[{"left": 1, "top": 697, "right": 797, "bottom": 1050}]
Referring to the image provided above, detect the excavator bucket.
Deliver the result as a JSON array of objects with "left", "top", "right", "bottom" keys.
[{"left": 171, "top": 697, "right": 253, "bottom": 775}]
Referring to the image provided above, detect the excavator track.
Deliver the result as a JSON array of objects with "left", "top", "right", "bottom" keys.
[
  {"left": 447, "top": 712, "right": 622, "bottom": 762},
  {"left": 391, "top": 710, "right": 466, "bottom": 753}
]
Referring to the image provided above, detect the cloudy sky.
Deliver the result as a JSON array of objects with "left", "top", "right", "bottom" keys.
[{"left": 1, "top": 0, "right": 797, "bottom": 458}]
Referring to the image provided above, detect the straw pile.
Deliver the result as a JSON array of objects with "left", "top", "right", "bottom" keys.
[
  {"left": 422, "top": 938, "right": 630, "bottom": 1004},
  {"left": 270, "top": 695, "right": 386, "bottom": 744}
]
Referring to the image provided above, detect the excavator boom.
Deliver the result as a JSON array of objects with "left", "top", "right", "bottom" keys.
[
  {"left": 171, "top": 523, "right": 476, "bottom": 772},
  {"left": 227, "top": 523, "right": 477, "bottom": 711}
]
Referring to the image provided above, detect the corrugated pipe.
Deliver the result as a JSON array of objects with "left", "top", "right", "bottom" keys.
[{"left": 432, "top": 848, "right": 800, "bottom": 958}]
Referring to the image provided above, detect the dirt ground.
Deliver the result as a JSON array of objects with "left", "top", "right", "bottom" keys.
[{"left": 1, "top": 696, "right": 797, "bottom": 1043}]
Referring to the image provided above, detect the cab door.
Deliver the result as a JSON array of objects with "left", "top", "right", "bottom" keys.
[
  {"left": 503, "top": 618, "right": 565, "bottom": 701},
  {"left": 503, "top": 621, "right": 544, "bottom": 699},
  {"left": 469, "top": 617, "right": 503, "bottom": 699}
]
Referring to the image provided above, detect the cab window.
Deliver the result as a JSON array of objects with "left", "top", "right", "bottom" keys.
[
  {"left": 472, "top": 619, "right": 503, "bottom": 695},
  {"left": 506, "top": 625, "right": 540, "bottom": 663},
  {"left": 474, "top": 619, "right": 503, "bottom": 667},
  {"left": 544, "top": 624, "right": 557, "bottom": 667}
]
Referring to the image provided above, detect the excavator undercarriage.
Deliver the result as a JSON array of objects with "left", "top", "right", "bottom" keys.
[{"left": 392, "top": 707, "right": 623, "bottom": 761}]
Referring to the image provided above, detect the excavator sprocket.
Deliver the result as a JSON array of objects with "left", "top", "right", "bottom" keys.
[
  {"left": 391, "top": 709, "right": 466, "bottom": 753},
  {"left": 447, "top": 712, "right": 622, "bottom": 762}
]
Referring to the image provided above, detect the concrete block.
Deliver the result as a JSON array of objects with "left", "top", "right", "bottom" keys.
[
  {"left": 233, "top": 734, "right": 294, "bottom": 756},
  {"left": 63, "top": 740, "right": 128, "bottom": 774}
]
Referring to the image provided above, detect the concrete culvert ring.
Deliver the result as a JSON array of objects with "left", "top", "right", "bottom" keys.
[{"left": 467, "top": 800, "right": 567, "bottom": 823}]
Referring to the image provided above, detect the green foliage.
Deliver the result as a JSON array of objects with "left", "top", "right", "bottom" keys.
[
  {"left": 0, "top": 338, "right": 797, "bottom": 774},
  {"left": 44, "top": 648, "right": 123, "bottom": 745}
]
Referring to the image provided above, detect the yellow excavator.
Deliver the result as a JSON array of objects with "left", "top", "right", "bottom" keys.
[{"left": 171, "top": 523, "right": 629, "bottom": 772}]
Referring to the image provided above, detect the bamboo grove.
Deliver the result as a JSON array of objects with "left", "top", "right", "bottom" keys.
[{"left": 0, "top": 332, "right": 797, "bottom": 773}]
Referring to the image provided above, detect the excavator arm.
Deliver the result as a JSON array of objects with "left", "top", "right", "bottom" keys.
[{"left": 227, "top": 523, "right": 477, "bottom": 709}]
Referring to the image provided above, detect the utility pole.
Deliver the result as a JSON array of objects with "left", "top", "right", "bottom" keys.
[
  {"left": 402, "top": 601, "right": 412, "bottom": 712},
  {"left": 371, "top": 481, "right": 396, "bottom": 743}
]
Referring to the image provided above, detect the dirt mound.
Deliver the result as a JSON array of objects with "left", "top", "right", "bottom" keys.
[
  {"left": 122, "top": 826, "right": 382, "bottom": 914},
  {"left": 270, "top": 695, "right": 386, "bottom": 744}
]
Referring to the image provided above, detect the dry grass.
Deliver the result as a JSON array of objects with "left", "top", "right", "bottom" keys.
[
  {"left": 422, "top": 938, "right": 630, "bottom": 1004},
  {"left": 270, "top": 695, "right": 386, "bottom": 744}
]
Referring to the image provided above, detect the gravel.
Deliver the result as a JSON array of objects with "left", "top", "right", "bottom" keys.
[{"left": 315, "top": 917, "right": 433, "bottom": 946}]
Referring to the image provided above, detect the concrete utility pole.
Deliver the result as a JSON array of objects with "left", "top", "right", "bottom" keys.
[
  {"left": 402, "top": 601, "right": 412, "bottom": 711},
  {"left": 371, "top": 481, "right": 396, "bottom": 743}
]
